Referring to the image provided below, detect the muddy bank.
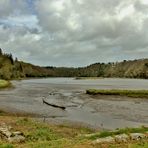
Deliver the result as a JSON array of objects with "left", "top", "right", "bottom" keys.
[{"left": 0, "top": 78, "right": 148, "bottom": 129}]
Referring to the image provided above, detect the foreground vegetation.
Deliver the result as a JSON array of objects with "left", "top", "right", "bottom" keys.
[
  {"left": 0, "top": 80, "right": 11, "bottom": 89},
  {"left": 86, "top": 126, "right": 148, "bottom": 140},
  {"left": 0, "top": 116, "right": 94, "bottom": 148},
  {"left": 0, "top": 116, "right": 148, "bottom": 148},
  {"left": 86, "top": 89, "right": 148, "bottom": 98}
]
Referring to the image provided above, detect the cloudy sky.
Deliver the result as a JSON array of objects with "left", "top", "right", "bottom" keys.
[{"left": 0, "top": 0, "right": 148, "bottom": 67}]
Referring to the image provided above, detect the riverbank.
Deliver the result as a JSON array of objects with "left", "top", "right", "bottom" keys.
[
  {"left": 0, "top": 80, "right": 11, "bottom": 89},
  {"left": 0, "top": 78, "right": 148, "bottom": 147},
  {"left": 0, "top": 116, "right": 148, "bottom": 147},
  {"left": 86, "top": 89, "right": 148, "bottom": 98},
  {"left": 0, "top": 115, "right": 93, "bottom": 147}
]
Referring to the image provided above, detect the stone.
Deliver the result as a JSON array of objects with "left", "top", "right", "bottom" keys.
[
  {"left": 8, "top": 135, "right": 25, "bottom": 143},
  {"left": 115, "top": 134, "right": 129, "bottom": 142},
  {"left": 93, "top": 136, "right": 115, "bottom": 144},
  {"left": 0, "top": 125, "right": 25, "bottom": 143},
  {"left": 83, "top": 133, "right": 99, "bottom": 138},
  {"left": 130, "top": 133, "right": 146, "bottom": 140},
  {"left": 0, "top": 127, "right": 12, "bottom": 138},
  {"left": 12, "top": 131, "right": 24, "bottom": 136}
]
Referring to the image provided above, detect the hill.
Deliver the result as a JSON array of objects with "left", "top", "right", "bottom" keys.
[
  {"left": 0, "top": 48, "right": 148, "bottom": 79},
  {"left": 83, "top": 59, "right": 148, "bottom": 78},
  {"left": 0, "top": 48, "right": 54, "bottom": 80},
  {"left": 45, "top": 59, "right": 148, "bottom": 79}
]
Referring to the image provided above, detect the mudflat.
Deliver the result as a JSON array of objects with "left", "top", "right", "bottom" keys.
[{"left": 0, "top": 78, "right": 148, "bottom": 130}]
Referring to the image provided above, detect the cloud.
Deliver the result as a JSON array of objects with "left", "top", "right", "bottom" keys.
[
  {"left": 0, "top": 0, "right": 148, "bottom": 66},
  {"left": 0, "top": 0, "right": 31, "bottom": 17}
]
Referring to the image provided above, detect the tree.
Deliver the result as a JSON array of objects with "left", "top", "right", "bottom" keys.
[
  {"left": 15, "top": 57, "right": 18, "bottom": 62},
  {"left": 0, "top": 48, "right": 2, "bottom": 55},
  {"left": 8, "top": 53, "right": 14, "bottom": 64}
]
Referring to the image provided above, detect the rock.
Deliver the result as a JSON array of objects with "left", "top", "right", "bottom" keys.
[
  {"left": 93, "top": 136, "right": 115, "bottom": 144},
  {"left": 8, "top": 135, "right": 25, "bottom": 143},
  {"left": 0, "top": 127, "right": 12, "bottom": 138},
  {"left": 130, "top": 133, "right": 146, "bottom": 140},
  {"left": 12, "top": 131, "right": 24, "bottom": 136},
  {"left": 0, "top": 125, "right": 25, "bottom": 143},
  {"left": 83, "top": 133, "right": 99, "bottom": 138},
  {"left": 115, "top": 134, "right": 129, "bottom": 142}
]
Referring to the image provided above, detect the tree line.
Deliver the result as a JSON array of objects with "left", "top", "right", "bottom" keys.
[{"left": 0, "top": 48, "right": 148, "bottom": 80}]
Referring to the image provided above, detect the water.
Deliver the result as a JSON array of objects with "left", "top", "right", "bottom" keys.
[{"left": 0, "top": 78, "right": 148, "bottom": 129}]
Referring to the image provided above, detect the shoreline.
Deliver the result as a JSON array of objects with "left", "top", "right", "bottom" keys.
[
  {"left": 0, "top": 80, "right": 12, "bottom": 89},
  {"left": 0, "top": 115, "right": 148, "bottom": 147},
  {"left": 86, "top": 89, "right": 148, "bottom": 98},
  {"left": 0, "top": 108, "right": 100, "bottom": 131}
]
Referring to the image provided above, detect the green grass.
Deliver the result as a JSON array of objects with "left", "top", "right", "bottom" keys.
[
  {"left": 0, "top": 80, "right": 11, "bottom": 89},
  {"left": 0, "top": 117, "right": 148, "bottom": 147},
  {"left": 86, "top": 126, "right": 148, "bottom": 140},
  {"left": 103, "top": 141, "right": 148, "bottom": 148},
  {"left": 86, "top": 89, "right": 148, "bottom": 98},
  {"left": 129, "top": 142, "right": 148, "bottom": 148},
  {"left": 0, "top": 144, "right": 14, "bottom": 148},
  {"left": 12, "top": 117, "right": 93, "bottom": 147},
  {"left": 0, "top": 110, "right": 8, "bottom": 116}
]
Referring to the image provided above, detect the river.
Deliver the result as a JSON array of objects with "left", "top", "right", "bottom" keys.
[{"left": 0, "top": 78, "right": 148, "bottom": 130}]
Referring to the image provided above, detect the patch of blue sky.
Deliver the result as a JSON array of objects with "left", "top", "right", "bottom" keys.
[
  {"left": 26, "top": 0, "right": 37, "bottom": 14},
  {"left": 0, "top": 14, "right": 39, "bottom": 29}
]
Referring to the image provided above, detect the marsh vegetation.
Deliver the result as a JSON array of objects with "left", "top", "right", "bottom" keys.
[
  {"left": 86, "top": 89, "right": 148, "bottom": 98},
  {"left": 0, "top": 80, "right": 11, "bottom": 89}
]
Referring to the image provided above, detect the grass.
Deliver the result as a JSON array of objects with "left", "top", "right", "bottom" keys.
[
  {"left": 86, "top": 89, "right": 148, "bottom": 98},
  {"left": 0, "top": 144, "right": 14, "bottom": 148},
  {"left": 87, "top": 126, "right": 148, "bottom": 140},
  {"left": 0, "top": 80, "right": 11, "bottom": 89},
  {"left": 0, "top": 116, "right": 148, "bottom": 147},
  {"left": 0, "top": 116, "right": 94, "bottom": 148},
  {"left": 0, "top": 110, "right": 9, "bottom": 116},
  {"left": 129, "top": 142, "right": 148, "bottom": 148}
]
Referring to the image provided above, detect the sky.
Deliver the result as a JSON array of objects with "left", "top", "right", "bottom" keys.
[{"left": 0, "top": 0, "right": 148, "bottom": 67}]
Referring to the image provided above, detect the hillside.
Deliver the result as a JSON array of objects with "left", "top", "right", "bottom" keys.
[
  {"left": 45, "top": 59, "right": 148, "bottom": 79},
  {"left": 84, "top": 59, "right": 148, "bottom": 78},
  {"left": 0, "top": 48, "right": 54, "bottom": 80},
  {"left": 0, "top": 48, "right": 148, "bottom": 80}
]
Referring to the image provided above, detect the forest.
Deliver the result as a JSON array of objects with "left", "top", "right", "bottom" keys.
[{"left": 0, "top": 48, "right": 148, "bottom": 80}]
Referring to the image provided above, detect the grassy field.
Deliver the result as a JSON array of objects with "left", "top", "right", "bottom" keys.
[
  {"left": 0, "top": 116, "right": 148, "bottom": 148},
  {"left": 0, "top": 80, "right": 11, "bottom": 89},
  {"left": 86, "top": 89, "right": 148, "bottom": 98}
]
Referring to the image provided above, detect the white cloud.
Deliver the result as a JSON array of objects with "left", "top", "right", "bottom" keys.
[
  {"left": 141, "top": 0, "right": 148, "bottom": 5},
  {"left": 0, "top": 0, "right": 148, "bottom": 66},
  {"left": 0, "top": 0, "right": 30, "bottom": 17}
]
